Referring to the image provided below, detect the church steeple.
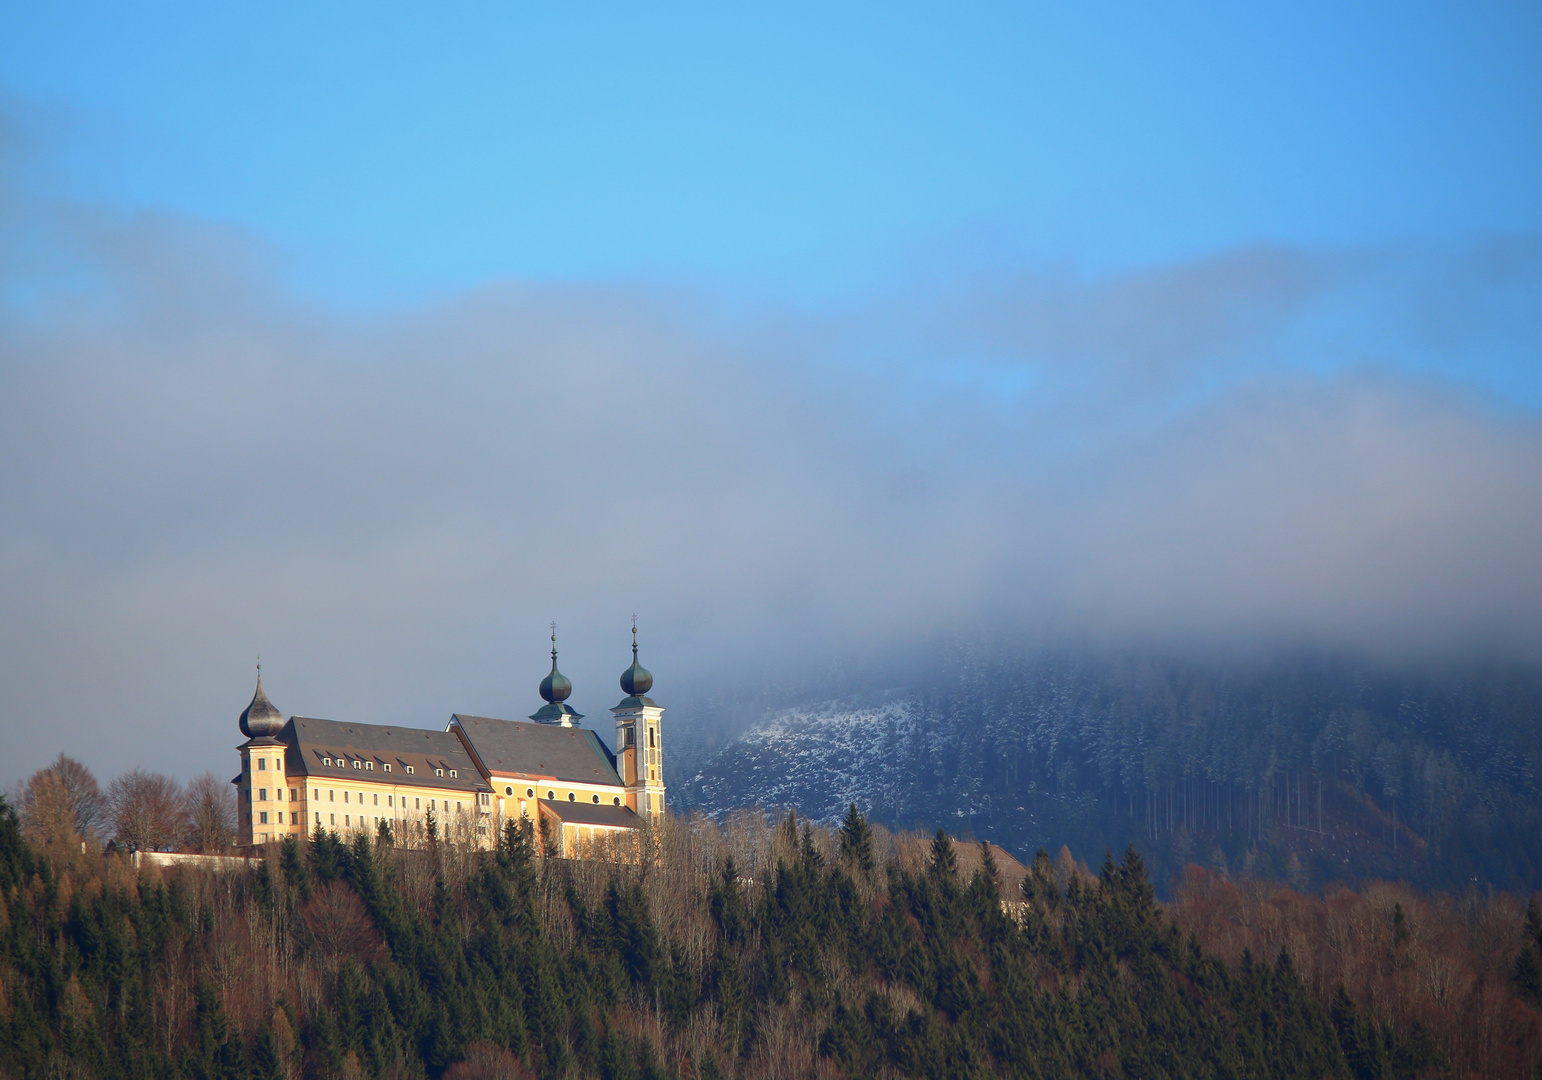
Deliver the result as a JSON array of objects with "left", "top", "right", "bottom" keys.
[
  {"left": 239, "top": 662, "right": 285, "bottom": 739},
  {"left": 619, "top": 616, "right": 653, "bottom": 699},
  {"left": 529, "top": 624, "right": 583, "bottom": 726},
  {"left": 611, "top": 618, "right": 665, "bottom": 821}
]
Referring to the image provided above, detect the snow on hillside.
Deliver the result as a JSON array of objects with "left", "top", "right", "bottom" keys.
[{"left": 684, "top": 697, "right": 916, "bottom": 823}]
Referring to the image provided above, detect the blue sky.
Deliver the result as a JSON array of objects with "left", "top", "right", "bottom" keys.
[
  {"left": 1, "top": 3, "right": 1540, "bottom": 783},
  {"left": 4, "top": 2, "right": 1539, "bottom": 295}
]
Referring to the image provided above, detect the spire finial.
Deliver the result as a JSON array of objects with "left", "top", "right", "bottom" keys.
[
  {"left": 631, "top": 614, "right": 638, "bottom": 660},
  {"left": 550, "top": 621, "right": 558, "bottom": 659}
]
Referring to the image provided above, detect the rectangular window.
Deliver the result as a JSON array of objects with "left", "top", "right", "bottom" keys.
[
  {"left": 259, "top": 789, "right": 267, "bottom": 801},
  {"left": 329, "top": 790, "right": 335, "bottom": 801},
  {"left": 415, "top": 798, "right": 420, "bottom": 809},
  {"left": 649, "top": 727, "right": 655, "bottom": 747},
  {"left": 388, "top": 795, "right": 393, "bottom": 807},
  {"left": 257, "top": 758, "right": 267, "bottom": 771},
  {"left": 291, "top": 789, "right": 298, "bottom": 801},
  {"left": 260, "top": 812, "right": 268, "bottom": 824},
  {"left": 330, "top": 813, "right": 336, "bottom": 825},
  {"left": 373, "top": 793, "right": 378, "bottom": 805},
  {"left": 315, "top": 812, "right": 321, "bottom": 825},
  {"left": 343, "top": 791, "right": 349, "bottom": 803},
  {"left": 345, "top": 815, "right": 350, "bottom": 826}
]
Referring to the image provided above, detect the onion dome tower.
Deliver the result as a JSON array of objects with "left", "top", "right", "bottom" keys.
[
  {"left": 530, "top": 625, "right": 583, "bottom": 726},
  {"left": 239, "top": 664, "right": 285, "bottom": 739},
  {"left": 619, "top": 625, "right": 653, "bottom": 700},
  {"left": 611, "top": 618, "right": 665, "bottom": 820}
]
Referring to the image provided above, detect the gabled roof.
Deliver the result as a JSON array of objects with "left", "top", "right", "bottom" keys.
[
  {"left": 450, "top": 714, "right": 624, "bottom": 787},
  {"left": 537, "top": 800, "right": 641, "bottom": 828},
  {"left": 286, "top": 717, "right": 488, "bottom": 792}
]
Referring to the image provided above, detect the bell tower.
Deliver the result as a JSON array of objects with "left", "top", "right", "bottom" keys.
[{"left": 610, "top": 619, "right": 665, "bottom": 821}]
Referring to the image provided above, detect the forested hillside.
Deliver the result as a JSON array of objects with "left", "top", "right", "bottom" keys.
[
  {"left": 3, "top": 798, "right": 1541, "bottom": 1079},
  {"left": 680, "top": 651, "right": 1542, "bottom": 892}
]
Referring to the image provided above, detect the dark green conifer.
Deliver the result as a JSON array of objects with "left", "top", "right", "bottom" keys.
[{"left": 838, "top": 803, "right": 874, "bottom": 874}]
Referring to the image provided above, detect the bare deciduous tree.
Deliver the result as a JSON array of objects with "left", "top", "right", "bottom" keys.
[
  {"left": 19, "top": 753, "right": 107, "bottom": 843},
  {"left": 108, "top": 769, "right": 186, "bottom": 851},
  {"left": 182, "top": 771, "right": 236, "bottom": 853}
]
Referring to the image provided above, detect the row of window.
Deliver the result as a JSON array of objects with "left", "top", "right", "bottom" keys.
[
  {"left": 619, "top": 725, "right": 660, "bottom": 749},
  {"left": 254, "top": 757, "right": 282, "bottom": 772},
  {"left": 496, "top": 783, "right": 622, "bottom": 806},
  {"left": 312, "top": 754, "right": 458, "bottom": 779}
]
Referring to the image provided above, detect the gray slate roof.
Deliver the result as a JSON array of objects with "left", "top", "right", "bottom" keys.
[
  {"left": 286, "top": 717, "right": 488, "bottom": 792},
  {"left": 537, "top": 800, "right": 641, "bottom": 828},
  {"left": 450, "top": 714, "right": 623, "bottom": 787}
]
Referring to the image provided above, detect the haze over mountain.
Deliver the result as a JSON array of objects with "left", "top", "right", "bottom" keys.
[{"left": 1, "top": 6, "right": 1539, "bottom": 840}]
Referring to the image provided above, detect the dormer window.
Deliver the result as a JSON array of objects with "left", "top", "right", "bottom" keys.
[
  {"left": 364, "top": 761, "right": 374, "bottom": 771},
  {"left": 435, "top": 768, "right": 445, "bottom": 777},
  {"left": 404, "top": 765, "right": 414, "bottom": 774},
  {"left": 383, "top": 763, "right": 392, "bottom": 773},
  {"left": 352, "top": 760, "right": 362, "bottom": 769},
  {"left": 448, "top": 769, "right": 457, "bottom": 778},
  {"left": 322, "top": 757, "right": 332, "bottom": 766}
]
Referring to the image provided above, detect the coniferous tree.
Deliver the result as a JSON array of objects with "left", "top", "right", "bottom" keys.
[{"left": 838, "top": 803, "right": 874, "bottom": 874}]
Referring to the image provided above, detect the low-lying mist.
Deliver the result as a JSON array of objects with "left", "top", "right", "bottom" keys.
[{"left": 2, "top": 146, "right": 1539, "bottom": 788}]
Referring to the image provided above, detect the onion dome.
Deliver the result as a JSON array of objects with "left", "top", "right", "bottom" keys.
[
  {"left": 620, "top": 622, "right": 653, "bottom": 696},
  {"left": 539, "top": 632, "right": 572, "bottom": 703},
  {"left": 239, "top": 665, "right": 284, "bottom": 739},
  {"left": 530, "top": 627, "right": 583, "bottom": 725}
]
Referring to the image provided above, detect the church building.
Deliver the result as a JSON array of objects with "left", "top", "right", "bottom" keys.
[{"left": 232, "top": 626, "right": 664, "bottom": 858}]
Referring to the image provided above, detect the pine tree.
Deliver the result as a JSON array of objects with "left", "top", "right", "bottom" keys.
[{"left": 838, "top": 803, "right": 874, "bottom": 874}]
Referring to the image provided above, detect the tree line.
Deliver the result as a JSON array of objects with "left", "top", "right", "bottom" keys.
[
  {"left": 5, "top": 794, "right": 1541, "bottom": 1080},
  {"left": 11, "top": 753, "right": 236, "bottom": 858}
]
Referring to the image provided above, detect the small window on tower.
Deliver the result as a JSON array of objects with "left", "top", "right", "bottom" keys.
[
  {"left": 649, "top": 727, "right": 655, "bottom": 748},
  {"left": 624, "top": 727, "right": 635, "bottom": 747},
  {"left": 257, "top": 758, "right": 267, "bottom": 771}
]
